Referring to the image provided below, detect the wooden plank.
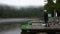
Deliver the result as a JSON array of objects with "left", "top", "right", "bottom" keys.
[{"left": 27, "top": 26, "right": 60, "bottom": 30}]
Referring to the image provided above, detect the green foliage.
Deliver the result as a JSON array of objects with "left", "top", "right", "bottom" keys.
[
  {"left": 44, "top": 0, "right": 55, "bottom": 13},
  {"left": 55, "top": 0, "right": 60, "bottom": 12},
  {"left": 44, "top": 0, "right": 60, "bottom": 13}
]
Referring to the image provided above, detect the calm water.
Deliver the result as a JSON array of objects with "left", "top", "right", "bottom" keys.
[{"left": 0, "top": 24, "right": 21, "bottom": 34}]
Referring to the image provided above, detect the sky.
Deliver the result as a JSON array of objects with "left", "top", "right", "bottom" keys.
[{"left": 0, "top": 0, "right": 45, "bottom": 7}]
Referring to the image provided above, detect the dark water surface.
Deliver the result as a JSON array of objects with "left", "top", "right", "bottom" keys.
[{"left": 0, "top": 24, "right": 21, "bottom": 34}]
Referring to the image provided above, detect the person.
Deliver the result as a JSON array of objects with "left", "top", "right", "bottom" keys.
[{"left": 44, "top": 11, "right": 48, "bottom": 27}]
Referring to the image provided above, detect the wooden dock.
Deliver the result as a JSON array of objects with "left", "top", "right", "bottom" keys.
[
  {"left": 21, "top": 18, "right": 60, "bottom": 34},
  {"left": 21, "top": 25, "right": 60, "bottom": 34}
]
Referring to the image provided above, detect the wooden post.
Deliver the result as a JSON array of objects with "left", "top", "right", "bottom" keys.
[{"left": 54, "top": 10, "right": 57, "bottom": 25}]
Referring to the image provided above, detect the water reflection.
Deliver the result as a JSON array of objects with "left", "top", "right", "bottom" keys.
[{"left": 0, "top": 24, "right": 21, "bottom": 34}]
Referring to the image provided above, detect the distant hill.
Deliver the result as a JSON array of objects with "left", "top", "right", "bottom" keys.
[{"left": 0, "top": 4, "right": 44, "bottom": 18}]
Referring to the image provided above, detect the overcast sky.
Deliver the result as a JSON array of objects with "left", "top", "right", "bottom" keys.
[{"left": 0, "top": 0, "right": 46, "bottom": 7}]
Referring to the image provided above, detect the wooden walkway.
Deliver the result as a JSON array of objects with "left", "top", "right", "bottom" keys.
[{"left": 21, "top": 24, "right": 60, "bottom": 34}]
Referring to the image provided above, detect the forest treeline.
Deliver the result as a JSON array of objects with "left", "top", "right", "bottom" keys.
[{"left": 0, "top": 5, "right": 44, "bottom": 18}]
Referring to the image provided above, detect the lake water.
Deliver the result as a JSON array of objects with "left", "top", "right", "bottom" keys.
[{"left": 0, "top": 24, "right": 21, "bottom": 34}]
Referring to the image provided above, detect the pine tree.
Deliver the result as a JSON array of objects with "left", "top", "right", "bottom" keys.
[{"left": 44, "top": 0, "right": 55, "bottom": 13}]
